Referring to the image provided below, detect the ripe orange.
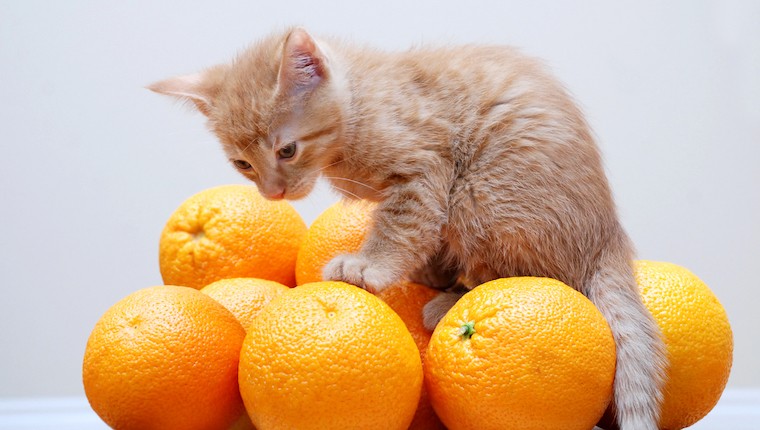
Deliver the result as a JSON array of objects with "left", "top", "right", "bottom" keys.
[
  {"left": 295, "top": 200, "right": 375, "bottom": 285},
  {"left": 200, "top": 277, "right": 290, "bottom": 332},
  {"left": 238, "top": 281, "right": 423, "bottom": 430},
  {"left": 159, "top": 185, "right": 307, "bottom": 289},
  {"left": 83, "top": 286, "right": 247, "bottom": 430},
  {"left": 376, "top": 281, "right": 447, "bottom": 430},
  {"left": 634, "top": 261, "right": 733, "bottom": 430},
  {"left": 425, "top": 277, "right": 616, "bottom": 430}
]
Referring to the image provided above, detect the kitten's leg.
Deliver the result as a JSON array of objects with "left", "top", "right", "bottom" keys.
[
  {"left": 421, "top": 286, "right": 468, "bottom": 330},
  {"left": 323, "top": 180, "right": 446, "bottom": 293},
  {"left": 585, "top": 254, "right": 668, "bottom": 430}
]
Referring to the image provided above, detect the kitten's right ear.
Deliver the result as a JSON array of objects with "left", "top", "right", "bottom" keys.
[
  {"left": 277, "top": 28, "right": 327, "bottom": 97},
  {"left": 147, "top": 71, "right": 219, "bottom": 117}
]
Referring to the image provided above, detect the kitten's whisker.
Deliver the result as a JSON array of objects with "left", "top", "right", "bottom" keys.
[
  {"left": 242, "top": 138, "right": 256, "bottom": 153},
  {"left": 316, "top": 150, "right": 367, "bottom": 173},
  {"left": 328, "top": 184, "right": 364, "bottom": 201},
  {"left": 322, "top": 176, "right": 379, "bottom": 192},
  {"left": 317, "top": 158, "right": 347, "bottom": 172}
]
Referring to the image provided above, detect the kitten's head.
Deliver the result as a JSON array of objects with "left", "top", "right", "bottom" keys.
[{"left": 148, "top": 28, "right": 347, "bottom": 200}]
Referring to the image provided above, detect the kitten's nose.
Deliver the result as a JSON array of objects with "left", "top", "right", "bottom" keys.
[
  {"left": 263, "top": 186, "right": 286, "bottom": 200},
  {"left": 261, "top": 177, "right": 286, "bottom": 200}
]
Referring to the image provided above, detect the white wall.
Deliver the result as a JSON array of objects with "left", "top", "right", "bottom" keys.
[{"left": 1, "top": 0, "right": 758, "bottom": 397}]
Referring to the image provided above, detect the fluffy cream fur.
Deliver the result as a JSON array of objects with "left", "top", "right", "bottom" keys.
[{"left": 149, "top": 27, "right": 668, "bottom": 430}]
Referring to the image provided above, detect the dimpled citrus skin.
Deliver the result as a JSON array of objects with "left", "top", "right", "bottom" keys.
[
  {"left": 376, "top": 281, "right": 447, "bottom": 430},
  {"left": 200, "top": 277, "right": 290, "bottom": 332},
  {"left": 82, "top": 286, "right": 247, "bottom": 430},
  {"left": 159, "top": 185, "right": 307, "bottom": 289},
  {"left": 295, "top": 200, "right": 376, "bottom": 285},
  {"left": 635, "top": 261, "right": 733, "bottom": 430},
  {"left": 425, "top": 277, "right": 616, "bottom": 430},
  {"left": 239, "top": 281, "right": 423, "bottom": 430}
]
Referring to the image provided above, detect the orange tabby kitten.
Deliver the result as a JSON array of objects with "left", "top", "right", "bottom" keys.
[{"left": 150, "top": 27, "right": 667, "bottom": 430}]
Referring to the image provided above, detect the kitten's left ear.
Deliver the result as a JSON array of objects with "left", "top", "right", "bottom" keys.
[
  {"left": 277, "top": 28, "right": 328, "bottom": 96},
  {"left": 147, "top": 66, "right": 225, "bottom": 116}
]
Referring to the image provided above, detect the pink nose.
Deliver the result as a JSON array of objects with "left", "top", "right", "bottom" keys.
[
  {"left": 260, "top": 180, "right": 286, "bottom": 200},
  {"left": 263, "top": 186, "right": 285, "bottom": 200}
]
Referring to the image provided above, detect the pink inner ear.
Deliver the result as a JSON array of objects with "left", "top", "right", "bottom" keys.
[
  {"left": 281, "top": 28, "right": 325, "bottom": 91},
  {"left": 294, "top": 52, "right": 322, "bottom": 80}
]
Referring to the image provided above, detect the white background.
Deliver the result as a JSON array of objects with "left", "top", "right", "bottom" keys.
[{"left": 1, "top": 0, "right": 758, "bottom": 398}]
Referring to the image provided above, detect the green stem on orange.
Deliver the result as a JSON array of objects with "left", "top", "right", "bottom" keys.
[{"left": 458, "top": 321, "right": 476, "bottom": 341}]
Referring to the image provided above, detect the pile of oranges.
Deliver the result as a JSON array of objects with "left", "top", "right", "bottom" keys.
[{"left": 83, "top": 185, "right": 733, "bottom": 430}]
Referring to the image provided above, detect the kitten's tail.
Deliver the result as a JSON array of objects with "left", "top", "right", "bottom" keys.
[{"left": 585, "top": 246, "right": 668, "bottom": 430}]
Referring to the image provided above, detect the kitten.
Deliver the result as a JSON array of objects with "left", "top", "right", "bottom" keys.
[{"left": 149, "top": 27, "right": 667, "bottom": 430}]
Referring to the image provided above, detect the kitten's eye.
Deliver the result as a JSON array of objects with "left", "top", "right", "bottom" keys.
[
  {"left": 233, "top": 160, "right": 252, "bottom": 170},
  {"left": 278, "top": 142, "right": 297, "bottom": 159}
]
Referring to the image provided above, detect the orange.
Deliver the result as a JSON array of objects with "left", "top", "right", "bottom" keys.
[
  {"left": 425, "top": 277, "right": 616, "bottom": 430},
  {"left": 295, "top": 200, "right": 375, "bottom": 285},
  {"left": 83, "top": 286, "right": 247, "bottom": 430},
  {"left": 238, "top": 281, "right": 423, "bottom": 430},
  {"left": 376, "top": 281, "right": 446, "bottom": 430},
  {"left": 159, "top": 185, "right": 306, "bottom": 289},
  {"left": 200, "top": 277, "right": 290, "bottom": 332},
  {"left": 634, "top": 261, "right": 732, "bottom": 430}
]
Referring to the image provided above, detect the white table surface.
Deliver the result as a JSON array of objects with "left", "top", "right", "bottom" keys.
[{"left": 1, "top": 388, "right": 758, "bottom": 429}]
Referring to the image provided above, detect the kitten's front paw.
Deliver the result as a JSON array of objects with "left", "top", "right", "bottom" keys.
[{"left": 322, "top": 253, "right": 398, "bottom": 293}]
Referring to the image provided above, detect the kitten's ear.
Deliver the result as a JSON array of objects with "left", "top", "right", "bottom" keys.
[
  {"left": 147, "top": 70, "right": 221, "bottom": 117},
  {"left": 277, "top": 28, "right": 327, "bottom": 96}
]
